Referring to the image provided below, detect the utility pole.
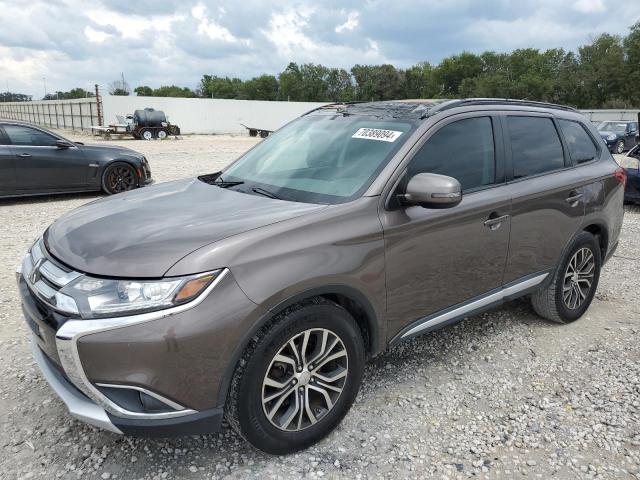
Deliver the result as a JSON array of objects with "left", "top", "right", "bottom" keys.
[
  {"left": 43, "top": 77, "right": 47, "bottom": 98},
  {"left": 95, "top": 84, "right": 103, "bottom": 126}
]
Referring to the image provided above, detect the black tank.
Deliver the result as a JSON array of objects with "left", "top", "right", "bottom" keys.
[{"left": 133, "top": 108, "right": 167, "bottom": 128}]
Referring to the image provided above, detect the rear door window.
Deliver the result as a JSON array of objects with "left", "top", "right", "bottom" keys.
[
  {"left": 558, "top": 119, "right": 599, "bottom": 164},
  {"left": 507, "top": 116, "right": 565, "bottom": 179},
  {"left": 3, "top": 125, "right": 58, "bottom": 146}
]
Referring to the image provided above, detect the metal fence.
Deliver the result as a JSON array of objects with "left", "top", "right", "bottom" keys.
[{"left": 0, "top": 99, "right": 99, "bottom": 131}]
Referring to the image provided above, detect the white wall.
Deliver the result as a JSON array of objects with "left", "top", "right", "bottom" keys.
[
  {"left": 580, "top": 109, "right": 640, "bottom": 123},
  {"left": 102, "top": 96, "right": 327, "bottom": 135}
]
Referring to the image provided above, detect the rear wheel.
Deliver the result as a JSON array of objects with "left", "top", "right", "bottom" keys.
[
  {"left": 225, "top": 298, "right": 365, "bottom": 454},
  {"left": 616, "top": 139, "right": 625, "bottom": 154},
  {"left": 531, "top": 231, "right": 601, "bottom": 323},
  {"left": 157, "top": 129, "right": 168, "bottom": 140},
  {"left": 102, "top": 162, "right": 138, "bottom": 195}
]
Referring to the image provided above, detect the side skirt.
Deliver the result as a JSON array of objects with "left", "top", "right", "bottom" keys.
[{"left": 389, "top": 271, "right": 550, "bottom": 347}]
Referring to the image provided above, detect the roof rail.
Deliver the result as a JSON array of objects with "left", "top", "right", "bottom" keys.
[{"left": 428, "top": 98, "right": 579, "bottom": 115}]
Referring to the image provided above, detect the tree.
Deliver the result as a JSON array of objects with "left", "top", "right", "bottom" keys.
[
  {"left": 43, "top": 88, "right": 94, "bottom": 100},
  {"left": 432, "top": 52, "right": 483, "bottom": 96},
  {"left": 325, "top": 68, "right": 354, "bottom": 102},
  {"left": 0, "top": 92, "right": 31, "bottom": 102},
  {"left": 351, "top": 64, "right": 405, "bottom": 101},
  {"left": 109, "top": 78, "right": 130, "bottom": 96},
  {"left": 241, "top": 75, "right": 279, "bottom": 100},
  {"left": 278, "top": 63, "right": 305, "bottom": 101},
  {"left": 578, "top": 34, "right": 626, "bottom": 107},
  {"left": 134, "top": 86, "right": 153, "bottom": 96}
]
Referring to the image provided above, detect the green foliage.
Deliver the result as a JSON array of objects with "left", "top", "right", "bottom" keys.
[
  {"left": 42, "top": 88, "right": 94, "bottom": 100},
  {"left": 134, "top": 85, "right": 196, "bottom": 98},
  {"left": 0, "top": 92, "right": 32, "bottom": 102}
]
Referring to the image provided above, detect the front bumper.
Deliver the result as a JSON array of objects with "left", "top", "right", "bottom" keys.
[
  {"left": 32, "top": 337, "right": 224, "bottom": 435},
  {"left": 18, "top": 242, "right": 265, "bottom": 436}
]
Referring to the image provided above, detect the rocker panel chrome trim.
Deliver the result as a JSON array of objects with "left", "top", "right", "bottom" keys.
[{"left": 399, "top": 272, "right": 549, "bottom": 340}]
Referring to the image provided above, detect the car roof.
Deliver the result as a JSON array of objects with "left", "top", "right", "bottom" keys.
[{"left": 309, "top": 98, "right": 580, "bottom": 121}]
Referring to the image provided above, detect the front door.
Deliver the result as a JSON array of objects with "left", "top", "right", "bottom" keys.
[
  {"left": 381, "top": 114, "right": 511, "bottom": 340},
  {"left": 4, "top": 124, "right": 89, "bottom": 191}
]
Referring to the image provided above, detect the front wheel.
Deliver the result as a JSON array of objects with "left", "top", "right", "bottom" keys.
[
  {"left": 531, "top": 231, "right": 601, "bottom": 323},
  {"left": 225, "top": 298, "right": 365, "bottom": 454},
  {"left": 615, "top": 139, "right": 625, "bottom": 154},
  {"left": 140, "top": 128, "right": 154, "bottom": 140},
  {"left": 102, "top": 162, "right": 138, "bottom": 195}
]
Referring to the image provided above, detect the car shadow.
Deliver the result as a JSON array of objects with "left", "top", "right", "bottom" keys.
[
  {"left": 63, "top": 298, "right": 557, "bottom": 462},
  {"left": 0, "top": 191, "right": 104, "bottom": 206}
]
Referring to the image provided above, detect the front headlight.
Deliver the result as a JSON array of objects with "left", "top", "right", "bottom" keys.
[
  {"left": 607, "top": 133, "right": 617, "bottom": 141},
  {"left": 62, "top": 270, "right": 221, "bottom": 318}
]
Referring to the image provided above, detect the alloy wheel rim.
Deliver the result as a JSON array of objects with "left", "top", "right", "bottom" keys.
[
  {"left": 107, "top": 166, "right": 135, "bottom": 193},
  {"left": 563, "top": 247, "right": 595, "bottom": 310},
  {"left": 158, "top": 130, "right": 167, "bottom": 139},
  {"left": 261, "top": 328, "right": 348, "bottom": 432},
  {"left": 143, "top": 131, "right": 153, "bottom": 140}
]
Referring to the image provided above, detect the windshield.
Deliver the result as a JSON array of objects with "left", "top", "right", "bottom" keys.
[
  {"left": 598, "top": 122, "right": 627, "bottom": 133},
  {"left": 220, "top": 115, "right": 414, "bottom": 204}
]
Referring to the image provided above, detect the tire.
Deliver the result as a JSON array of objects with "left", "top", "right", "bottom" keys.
[
  {"left": 102, "top": 162, "right": 138, "bottom": 195},
  {"left": 531, "top": 231, "right": 601, "bottom": 323},
  {"left": 157, "top": 129, "right": 168, "bottom": 140},
  {"left": 140, "top": 128, "right": 154, "bottom": 140},
  {"left": 225, "top": 297, "right": 365, "bottom": 454},
  {"left": 616, "top": 140, "right": 625, "bottom": 154}
]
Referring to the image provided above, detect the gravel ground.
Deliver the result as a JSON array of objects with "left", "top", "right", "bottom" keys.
[{"left": 1, "top": 132, "right": 639, "bottom": 480}]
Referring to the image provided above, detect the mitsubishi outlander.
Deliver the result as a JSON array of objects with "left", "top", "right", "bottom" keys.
[{"left": 18, "top": 99, "right": 625, "bottom": 454}]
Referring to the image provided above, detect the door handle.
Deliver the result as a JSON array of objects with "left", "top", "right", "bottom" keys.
[
  {"left": 17, "top": 153, "right": 32, "bottom": 158},
  {"left": 484, "top": 213, "right": 509, "bottom": 230},
  {"left": 565, "top": 192, "right": 583, "bottom": 205}
]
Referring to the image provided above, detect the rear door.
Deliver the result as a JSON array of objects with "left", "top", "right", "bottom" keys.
[
  {"left": 501, "top": 114, "right": 586, "bottom": 284},
  {"left": 4, "top": 124, "right": 89, "bottom": 191},
  {"left": 0, "top": 126, "right": 16, "bottom": 195}
]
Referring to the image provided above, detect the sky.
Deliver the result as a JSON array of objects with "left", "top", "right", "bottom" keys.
[{"left": 0, "top": 0, "right": 639, "bottom": 97}]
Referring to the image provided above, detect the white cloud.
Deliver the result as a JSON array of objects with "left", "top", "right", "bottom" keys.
[
  {"left": 84, "top": 26, "right": 111, "bottom": 43},
  {"left": 335, "top": 11, "right": 359, "bottom": 33},
  {"left": 572, "top": 0, "right": 606, "bottom": 13},
  {"left": 191, "top": 3, "right": 236, "bottom": 42}
]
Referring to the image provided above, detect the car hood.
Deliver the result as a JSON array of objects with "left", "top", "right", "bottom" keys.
[
  {"left": 45, "top": 178, "right": 326, "bottom": 278},
  {"left": 598, "top": 131, "right": 620, "bottom": 139},
  {"left": 79, "top": 144, "right": 143, "bottom": 158}
]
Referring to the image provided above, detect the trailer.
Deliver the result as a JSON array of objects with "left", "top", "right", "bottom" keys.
[{"left": 92, "top": 108, "right": 181, "bottom": 140}]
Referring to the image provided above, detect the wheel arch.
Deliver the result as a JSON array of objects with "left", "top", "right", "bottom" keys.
[
  {"left": 102, "top": 159, "right": 141, "bottom": 187},
  {"left": 582, "top": 222, "right": 609, "bottom": 259},
  {"left": 216, "top": 284, "right": 382, "bottom": 407}
]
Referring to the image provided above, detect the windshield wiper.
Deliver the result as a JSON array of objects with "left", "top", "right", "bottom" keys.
[
  {"left": 215, "top": 181, "right": 244, "bottom": 188},
  {"left": 251, "top": 187, "right": 282, "bottom": 200}
]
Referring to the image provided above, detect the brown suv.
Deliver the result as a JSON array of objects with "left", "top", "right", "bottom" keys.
[{"left": 18, "top": 99, "right": 625, "bottom": 454}]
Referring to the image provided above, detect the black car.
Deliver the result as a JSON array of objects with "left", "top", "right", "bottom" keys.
[
  {"left": 597, "top": 120, "right": 639, "bottom": 154},
  {"left": 0, "top": 121, "right": 153, "bottom": 198},
  {"left": 624, "top": 145, "right": 640, "bottom": 203}
]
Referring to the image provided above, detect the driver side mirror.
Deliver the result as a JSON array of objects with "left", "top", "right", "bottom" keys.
[
  {"left": 55, "top": 139, "right": 73, "bottom": 149},
  {"left": 401, "top": 173, "right": 462, "bottom": 208}
]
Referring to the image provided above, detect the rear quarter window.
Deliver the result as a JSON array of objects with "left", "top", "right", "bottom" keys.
[
  {"left": 558, "top": 119, "right": 599, "bottom": 164},
  {"left": 507, "top": 116, "right": 565, "bottom": 179}
]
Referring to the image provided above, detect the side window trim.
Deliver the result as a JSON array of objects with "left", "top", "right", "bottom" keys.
[
  {"left": 3, "top": 124, "right": 60, "bottom": 147},
  {"left": 383, "top": 112, "right": 506, "bottom": 210},
  {"left": 407, "top": 114, "right": 502, "bottom": 191},
  {"left": 501, "top": 112, "right": 569, "bottom": 182},
  {"left": 556, "top": 118, "right": 601, "bottom": 166}
]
